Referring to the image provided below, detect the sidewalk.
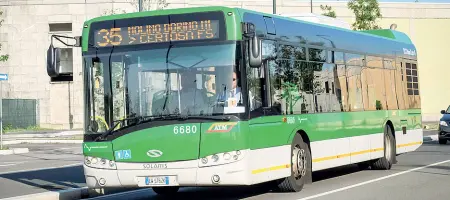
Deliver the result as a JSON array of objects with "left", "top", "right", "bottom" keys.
[{"left": 2, "top": 130, "right": 83, "bottom": 145}]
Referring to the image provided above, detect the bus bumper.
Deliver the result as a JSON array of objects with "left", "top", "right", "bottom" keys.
[{"left": 84, "top": 151, "right": 250, "bottom": 188}]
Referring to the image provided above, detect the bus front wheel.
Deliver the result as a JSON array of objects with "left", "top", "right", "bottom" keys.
[
  {"left": 276, "top": 133, "right": 311, "bottom": 192},
  {"left": 371, "top": 125, "right": 396, "bottom": 170}
]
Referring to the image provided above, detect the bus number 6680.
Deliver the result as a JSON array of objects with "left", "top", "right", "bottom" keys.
[{"left": 173, "top": 125, "right": 197, "bottom": 134}]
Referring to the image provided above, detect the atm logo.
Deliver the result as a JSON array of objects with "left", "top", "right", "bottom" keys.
[{"left": 207, "top": 122, "right": 238, "bottom": 133}]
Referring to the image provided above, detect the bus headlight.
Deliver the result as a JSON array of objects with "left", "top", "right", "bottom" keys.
[
  {"left": 84, "top": 156, "right": 117, "bottom": 170},
  {"left": 199, "top": 150, "right": 246, "bottom": 167}
]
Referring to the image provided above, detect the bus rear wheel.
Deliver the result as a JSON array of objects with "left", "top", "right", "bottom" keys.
[
  {"left": 152, "top": 186, "right": 179, "bottom": 195},
  {"left": 371, "top": 125, "right": 395, "bottom": 170},
  {"left": 276, "top": 134, "right": 311, "bottom": 192}
]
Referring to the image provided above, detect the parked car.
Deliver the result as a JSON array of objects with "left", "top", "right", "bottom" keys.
[{"left": 439, "top": 106, "right": 450, "bottom": 144}]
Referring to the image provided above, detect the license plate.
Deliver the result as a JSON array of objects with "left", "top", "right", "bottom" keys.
[
  {"left": 145, "top": 176, "right": 168, "bottom": 185},
  {"left": 137, "top": 176, "right": 177, "bottom": 187}
]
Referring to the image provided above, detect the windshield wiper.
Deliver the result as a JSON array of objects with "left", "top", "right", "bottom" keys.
[
  {"left": 180, "top": 115, "right": 232, "bottom": 121},
  {"left": 95, "top": 114, "right": 232, "bottom": 141},
  {"left": 94, "top": 116, "right": 142, "bottom": 141},
  {"left": 134, "top": 114, "right": 231, "bottom": 126}
]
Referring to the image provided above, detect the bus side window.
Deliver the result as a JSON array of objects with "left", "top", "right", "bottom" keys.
[
  {"left": 406, "top": 62, "right": 420, "bottom": 109},
  {"left": 247, "top": 67, "right": 263, "bottom": 113},
  {"left": 395, "top": 61, "right": 407, "bottom": 110}
]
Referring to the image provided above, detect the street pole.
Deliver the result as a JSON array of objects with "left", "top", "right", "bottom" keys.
[
  {"left": 311, "top": 0, "right": 313, "bottom": 13},
  {"left": 273, "top": 0, "right": 276, "bottom": 14},
  {"left": 138, "top": 0, "right": 143, "bottom": 12}
]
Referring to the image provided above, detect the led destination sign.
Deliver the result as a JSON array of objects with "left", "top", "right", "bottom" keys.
[{"left": 94, "top": 20, "right": 220, "bottom": 47}]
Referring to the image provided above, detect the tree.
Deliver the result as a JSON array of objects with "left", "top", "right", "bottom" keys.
[
  {"left": 129, "top": 0, "right": 169, "bottom": 12},
  {"left": 102, "top": 8, "right": 127, "bottom": 16},
  {"left": 0, "top": 10, "right": 8, "bottom": 62},
  {"left": 102, "top": 0, "right": 169, "bottom": 16},
  {"left": 320, "top": 5, "right": 336, "bottom": 18},
  {"left": 347, "top": 0, "right": 382, "bottom": 30}
]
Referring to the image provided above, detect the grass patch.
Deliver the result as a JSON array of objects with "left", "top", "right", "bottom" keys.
[
  {"left": 3, "top": 125, "right": 55, "bottom": 134},
  {"left": 0, "top": 146, "right": 9, "bottom": 150}
]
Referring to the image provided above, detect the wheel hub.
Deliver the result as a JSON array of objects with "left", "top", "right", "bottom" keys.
[{"left": 292, "top": 146, "right": 307, "bottom": 178}]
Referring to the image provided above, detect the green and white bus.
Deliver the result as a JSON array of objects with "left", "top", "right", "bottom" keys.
[{"left": 46, "top": 6, "right": 423, "bottom": 195}]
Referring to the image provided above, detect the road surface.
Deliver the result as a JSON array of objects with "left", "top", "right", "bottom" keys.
[
  {"left": 87, "top": 130, "right": 450, "bottom": 200},
  {"left": 1, "top": 130, "right": 447, "bottom": 200},
  {"left": 0, "top": 144, "right": 84, "bottom": 199}
]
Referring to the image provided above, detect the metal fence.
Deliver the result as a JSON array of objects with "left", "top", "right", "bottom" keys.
[{"left": 2, "top": 99, "right": 37, "bottom": 129}]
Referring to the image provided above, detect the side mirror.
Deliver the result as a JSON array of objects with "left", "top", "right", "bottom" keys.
[
  {"left": 243, "top": 22, "right": 262, "bottom": 68},
  {"left": 248, "top": 35, "right": 262, "bottom": 68},
  {"left": 441, "top": 110, "right": 446, "bottom": 114},
  {"left": 46, "top": 44, "right": 61, "bottom": 77}
]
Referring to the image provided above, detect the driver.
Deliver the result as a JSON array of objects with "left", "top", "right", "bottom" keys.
[{"left": 178, "top": 70, "right": 208, "bottom": 115}]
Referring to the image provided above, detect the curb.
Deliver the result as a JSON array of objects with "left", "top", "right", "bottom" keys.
[
  {"left": 0, "top": 148, "right": 29, "bottom": 155},
  {"left": 1, "top": 187, "right": 88, "bottom": 200},
  {"left": 3, "top": 140, "right": 83, "bottom": 145},
  {"left": 4, "top": 131, "right": 83, "bottom": 139}
]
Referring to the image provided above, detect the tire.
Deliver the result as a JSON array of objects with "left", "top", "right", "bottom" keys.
[
  {"left": 371, "top": 125, "right": 396, "bottom": 170},
  {"left": 152, "top": 186, "right": 179, "bottom": 195},
  {"left": 357, "top": 161, "right": 371, "bottom": 170},
  {"left": 439, "top": 138, "right": 447, "bottom": 145},
  {"left": 276, "top": 134, "right": 312, "bottom": 192}
]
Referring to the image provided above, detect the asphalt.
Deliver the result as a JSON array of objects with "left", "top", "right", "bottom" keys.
[
  {"left": 87, "top": 130, "right": 450, "bottom": 200},
  {"left": 0, "top": 130, "right": 446, "bottom": 200},
  {"left": 0, "top": 144, "right": 84, "bottom": 199}
]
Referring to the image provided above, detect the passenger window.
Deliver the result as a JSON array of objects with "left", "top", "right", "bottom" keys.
[{"left": 406, "top": 63, "right": 420, "bottom": 109}]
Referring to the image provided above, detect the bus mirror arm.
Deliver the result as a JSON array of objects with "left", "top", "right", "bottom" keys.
[
  {"left": 242, "top": 22, "right": 262, "bottom": 68},
  {"left": 50, "top": 35, "right": 82, "bottom": 48},
  {"left": 46, "top": 35, "right": 81, "bottom": 78},
  {"left": 47, "top": 35, "right": 81, "bottom": 78}
]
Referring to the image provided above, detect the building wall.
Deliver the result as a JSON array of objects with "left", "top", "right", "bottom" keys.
[
  {"left": 0, "top": 0, "right": 448, "bottom": 130},
  {"left": 0, "top": 0, "right": 135, "bottom": 129}
]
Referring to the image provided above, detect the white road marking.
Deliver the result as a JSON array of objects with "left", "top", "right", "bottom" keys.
[
  {"left": 0, "top": 164, "right": 17, "bottom": 167},
  {"left": 0, "top": 161, "right": 27, "bottom": 167},
  {"left": 0, "top": 161, "right": 27, "bottom": 164},
  {"left": 0, "top": 187, "right": 88, "bottom": 200},
  {"left": 298, "top": 159, "right": 450, "bottom": 200},
  {"left": 0, "top": 163, "right": 82, "bottom": 175}
]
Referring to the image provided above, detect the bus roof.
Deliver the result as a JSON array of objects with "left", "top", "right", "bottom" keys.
[
  {"left": 82, "top": 5, "right": 416, "bottom": 58},
  {"left": 84, "top": 5, "right": 413, "bottom": 44},
  {"left": 235, "top": 7, "right": 414, "bottom": 46}
]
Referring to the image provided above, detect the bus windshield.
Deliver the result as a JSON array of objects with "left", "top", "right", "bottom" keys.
[{"left": 84, "top": 43, "right": 244, "bottom": 133}]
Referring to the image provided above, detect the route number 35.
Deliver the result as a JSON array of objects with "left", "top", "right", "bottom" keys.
[{"left": 173, "top": 125, "right": 197, "bottom": 134}]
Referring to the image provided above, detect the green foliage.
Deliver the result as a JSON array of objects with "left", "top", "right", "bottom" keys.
[
  {"left": 2, "top": 124, "right": 54, "bottom": 133},
  {"left": 347, "top": 0, "right": 382, "bottom": 30},
  {"left": 320, "top": 5, "right": 337, "bottom": 18},
  {"left": 0, "top": 10, "right": 8, "bottom": 62},
  {"left": 278, "top": 82, "right": 302, "bottom": 114},
  {"left": 102, "top": 8, "right": 127, "bottom": 16},
  {"left": 131, "top": 0, "right": 169, "bottom": 11},
  {"left": 270, "top": 44, "right": 326, "bottom": 114},
  {"left": 102, "top": 0, "right": 169, "bottom": 16}
]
